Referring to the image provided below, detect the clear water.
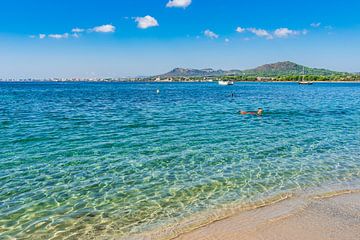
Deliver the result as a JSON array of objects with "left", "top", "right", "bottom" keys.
[{"left": 1, "top": 82, "right": 360, "bottom": 239}]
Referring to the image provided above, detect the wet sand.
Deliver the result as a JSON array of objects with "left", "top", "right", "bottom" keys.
[{"left": 173, "top": 192, "right": 360, "bottom": 240}]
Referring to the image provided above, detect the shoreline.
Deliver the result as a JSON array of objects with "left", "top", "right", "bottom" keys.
[
  {"left": 124, "top": 181, "right": 360, "bottom": 240},
  {"left": 1, "top": 80, "right": 360, "bottom": 83},
  {"left": 173, "top": 190, "right": 360, "bottom": 240}
]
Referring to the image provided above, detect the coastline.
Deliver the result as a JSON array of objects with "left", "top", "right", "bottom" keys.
[
  {"left": 174, "top": 191, "right": 360, "bottom": 240},
  {"left": 124, "top": 181, "right": 360, "bottom": 240},
  {"left": 1, "top": 80, "right": 360, "bottom": 83}
]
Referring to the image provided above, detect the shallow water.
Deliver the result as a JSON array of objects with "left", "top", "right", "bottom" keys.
[{"left": 0, "top": 82, "right": 360, "bottom": 239}]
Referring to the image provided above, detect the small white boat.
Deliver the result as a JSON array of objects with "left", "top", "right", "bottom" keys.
[
  {"left": 298, "top": 81, "right": 313, "bottom": 85},
  {"left": 298, "top": 67, "right": 313, "bottom": 85},
  {"left": 218, "top": 80, "right": 234, "bottom": 86}
]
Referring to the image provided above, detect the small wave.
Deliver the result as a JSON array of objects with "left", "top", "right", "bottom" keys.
[{"left": 124, "top": 183, "right": 360, "bottom": 240}]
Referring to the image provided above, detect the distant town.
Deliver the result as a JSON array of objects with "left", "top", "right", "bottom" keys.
[{"left": 1, "top": 61, "right": 360, "bottom": 82}]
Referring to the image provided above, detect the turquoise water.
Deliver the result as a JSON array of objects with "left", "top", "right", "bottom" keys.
[{"left": 1, "top": 82, "right": 360, "bottom": 239}]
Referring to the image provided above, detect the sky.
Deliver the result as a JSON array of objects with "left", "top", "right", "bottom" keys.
[{"left": 1, "top": 0, "right": 360, "bottom": 78}]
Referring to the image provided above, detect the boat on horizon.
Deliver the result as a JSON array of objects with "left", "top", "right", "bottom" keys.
[
  {"left": 298, "top": 81, "right": 313, "bottom": 85},
  {"left": 218, "top": 80, "right": 234, "bottom": 86},
  {"left": 298, "top": 67, "right": 313, "bottom": 85}
]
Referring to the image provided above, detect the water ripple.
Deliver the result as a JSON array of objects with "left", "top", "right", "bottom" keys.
[{"left": 0, "top": 82, "right": 360, "bottom": 239}]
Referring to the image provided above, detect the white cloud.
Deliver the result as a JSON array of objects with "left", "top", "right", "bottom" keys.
[
  {"left": 72, "top": 28, "right": 85, "bottom": 33},
  {"left": 166, "top": 0, "right": 192, "bottom": 8},
  {"left": 247, "top": 28, "right": 273, "bottom": 39},
  {"left": 325, "top": 25, "right": 333, "bottom": 30},
  {"left": 225, "top": 38, "right": 230, "bottom": 43},
  {"left": 48, "top": 33, "right": 69, "bottom": 39},
  {"left": 32, "top": 24, "right": 115, "bottom": 40},
  {"left": 273, "top": 28, "right": 307, "bottom": 38},
  {"left": 92, "top": 24, "right": 116, "bottom": 33},
  {"left": 310, "top": 22, "right": 321, "bottom": 28},
  {"left": 135, "top": 15, "right": 159, "bottom": 29},
  {"left": 204, "top": 29, "right": 219, "bottom": 39},
  {"left": 302, "top": 29, "right": 308, "bottom": 35},
  {"left": 245, "top": 27, "right": 306, "bottom": 39},
  {"left": 236, "top": 27, "right": 245, "bottom": 33},
  {"left": 274, "top": 28, "right": 298, "bottom": 38}
]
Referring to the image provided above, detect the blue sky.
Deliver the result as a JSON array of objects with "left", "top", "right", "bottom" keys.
[{"left": 1, "top": 0, "right": 360, "bottom": 78}]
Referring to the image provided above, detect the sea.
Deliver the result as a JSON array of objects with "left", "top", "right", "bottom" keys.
[{"left": 1, "top": 82, "right": 360, "bottom": 239}]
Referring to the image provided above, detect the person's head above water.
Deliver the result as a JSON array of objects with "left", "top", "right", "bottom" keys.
[{"left": 240, "top": 108, "right": 264, "bottom": 116}]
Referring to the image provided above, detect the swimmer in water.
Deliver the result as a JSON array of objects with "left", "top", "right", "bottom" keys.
[{"left": 240, "top": 108, "right": 263, "bottom": 116}]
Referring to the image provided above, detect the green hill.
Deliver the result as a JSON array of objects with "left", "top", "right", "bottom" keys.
[
  {"left": 242, "top": 61, "right": 343, "bottom": 77},
  {"left": 159, "top": 61, "right": 347, "bottom": 78}
]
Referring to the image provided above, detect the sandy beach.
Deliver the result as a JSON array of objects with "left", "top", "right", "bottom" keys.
[{"left": 173, "top": 192, "right": 360, "bottom": 240}]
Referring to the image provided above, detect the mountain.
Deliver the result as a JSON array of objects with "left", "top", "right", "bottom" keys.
[
  {"left": 160, "top": 68, "right": 236, "bottom": 77},
  {"left": 242, "top": 61, "right": 342, "bottom": 76},
  {"left": 158, "top": 61, "right": 345, "bottom": 77}
]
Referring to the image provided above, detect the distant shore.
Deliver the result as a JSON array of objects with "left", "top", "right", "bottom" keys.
[{"left": 1, "top": 80, "right": 360, "bottom": 83}]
